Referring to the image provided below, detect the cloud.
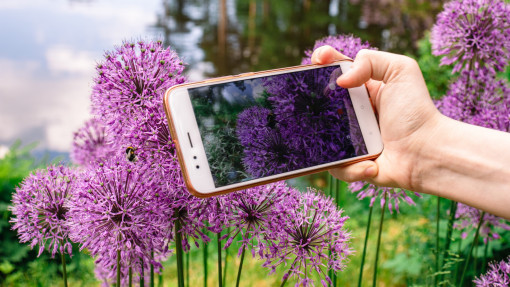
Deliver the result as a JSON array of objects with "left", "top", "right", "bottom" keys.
[
  {"left": 45, "top": 46, "right": 97, "bottom": 75},
  {"left": 0, "top": 57, "right": 91, "bottom": 152}
]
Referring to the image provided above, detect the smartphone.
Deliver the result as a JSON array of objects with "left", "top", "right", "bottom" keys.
[{"left": 163, "top": 61, "right": 383, "bottom": 197}]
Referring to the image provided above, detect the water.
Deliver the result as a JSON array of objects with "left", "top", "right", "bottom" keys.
[{"left": 0, "top": 0, "right": 442, "bottom": 153}]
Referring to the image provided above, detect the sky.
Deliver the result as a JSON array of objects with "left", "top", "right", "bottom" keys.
[{"left": 0, "top": 0, "right": 207, "bottom": 153}]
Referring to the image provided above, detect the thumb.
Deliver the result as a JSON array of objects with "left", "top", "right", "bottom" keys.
[{"left": 337, "top": 49, "right": 415, "bottom": 88}]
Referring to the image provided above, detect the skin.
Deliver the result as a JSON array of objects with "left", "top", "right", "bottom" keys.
[{"left": 311, "top": 45, "right": 510, "bottom": 220}]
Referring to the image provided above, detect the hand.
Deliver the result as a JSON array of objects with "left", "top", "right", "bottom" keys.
[{"left": 312, "top": 45, "right": 443, "bottom": 191}]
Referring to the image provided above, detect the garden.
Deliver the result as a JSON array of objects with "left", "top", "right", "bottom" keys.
[{"left": 1, "top": 0, "right": 509, "bottom": 286}]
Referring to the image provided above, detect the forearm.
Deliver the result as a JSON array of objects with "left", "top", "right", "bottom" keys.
[{"left": 413, "top": 115, "right": 510, "bottom": 219}]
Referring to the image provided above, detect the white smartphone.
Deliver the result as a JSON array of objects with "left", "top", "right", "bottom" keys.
[{"left": 163, "top": 61, "right": 383, "bottom": 197}]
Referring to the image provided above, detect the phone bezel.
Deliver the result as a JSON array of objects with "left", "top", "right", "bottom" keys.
[{"left": 163, "top": 61, "right": 383, "bottom": 197}]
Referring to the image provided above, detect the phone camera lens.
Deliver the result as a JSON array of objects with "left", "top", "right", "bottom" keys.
[
  {"left": 193, "top": 156, "right": 197, "bottom": 159},
  {"left": 196, "top": 165, "right": 200, "bottom": 169}
]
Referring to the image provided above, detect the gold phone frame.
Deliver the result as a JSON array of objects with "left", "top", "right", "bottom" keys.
[{"left": 163, "top": 60, "right": 381, "bottom": 198}]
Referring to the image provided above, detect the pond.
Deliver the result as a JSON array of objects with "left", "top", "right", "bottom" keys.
[{"left": 0, "top": 0, "right": 443, "bottom": 154}]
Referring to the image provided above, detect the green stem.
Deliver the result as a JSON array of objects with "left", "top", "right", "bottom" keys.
[
  {"left": 483, "top": 239, "right": 489, "bottom": 273},
  {"left": 358, "top": 204, "right": 374, "bottom": 287},
  {"left": 435, "top": 196, "right": 440, "bottom": 287},
  {"left": 372, "top": 196, "right": 387, "bottom": 287},
  {"left": 61, "top": 251, "right": 68, "bottom": 287},
  {"left": 203, "top": 229, "right": 208, "bottom": 287},
  {"left": 176, "top": 221, "right": 185, "bottom": 287},
  {"left": 186, "top": 251, "right": 190, "bottom": 287},
  {"left": 459, "top": 212, "right": 485, "bottom": 286},
  {"left": 453, "top": 235, "right": 463, "bottom": 283},
  {"left": 140, "top": 258, "right": 145, "bottom": 287},
  {"left": 117, "top": 249, "right": 121, "bottom": 287},
  {"left": 222, "top": 228, "right": 230, "bottom": 285},
  {"left": 158, "top": 274, "right": 163, "bottom": 287},
  {"left": 217, "top": 233, "right": 223, "bottom": 287},
  {"left": 235, "top": 246, "right": 246, "bottom": 287},
  {"left": 129, "top": 267, "right": 132, "bottom": 287},
  {"left": 151, "top": 250, "right": 155, "bottom": 287}
]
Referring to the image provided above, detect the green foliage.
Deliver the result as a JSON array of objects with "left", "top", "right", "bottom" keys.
[{"left": 414, "top": 33, "right": 453, "bottom": 100}]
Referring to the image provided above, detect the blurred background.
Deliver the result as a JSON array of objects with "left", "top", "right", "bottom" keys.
[
  {"left": 0, "top": 0, "right": 444, "bottom": 157},
  {"left": 5, "top": 0, "right": 506, "bottom": 286}
]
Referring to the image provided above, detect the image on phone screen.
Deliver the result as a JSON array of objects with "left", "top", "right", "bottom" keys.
[{"left": 188, "top": 65, "right": 368, "bottom": 188}]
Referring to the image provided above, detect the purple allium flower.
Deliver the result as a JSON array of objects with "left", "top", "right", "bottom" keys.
[
  {"left": 91, "top": 40, "right": 186, "bottom": 147},
  {"left": 437, "top": 69, "right": 510, "bottom": 132},
  {"left": 455, "top": 203, "right": 510, "bottom": 242},
  {"left": 301, "top": 34, "right": 374, "bottom": 64},
  {"left": 236, "top": 107, "right": 302, "bottom": 178},
  {"left": 264, "top": 190, "right": 352, "bottom": 287},
  {"left": 349, "top": 181, "right": 422, "bottom": 213},
  {"left": 9, "top": 165, "right": 77, "bottom": 257},
  {"left": 68, "top": 156, "right": 172, "bottom": 276},
  {"left": 169, "top": 188, "right": 210, "bottom": 252},
  {"left": 264, "top": 66, "right": 364, "bottom": 164},
  {"left": 473, "top": 256, "right": 510, "bottom": 286},
  {"left": 431, "top": 0, "right": 510, "bottom": 74},
  {"left": 200, "top": 195, "right": 234, "bottom": 234},
  {"left": 222, "top": 182, "right": 300, "bottom": 258},
  {"left": 71, "top": 118, "right": 115, "bottom": 166}
]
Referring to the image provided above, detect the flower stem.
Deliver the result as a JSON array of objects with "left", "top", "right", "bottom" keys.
[
  {"left": 483, "top": 238, "right": 489, "bottom": 273},
  {"left": 175, "top": 220, "right": 185, "bottom": 287},
  {"left": 140, "top": 258, "right": 145, "bottom": 287},
  {"left": 358, "top": 204, "right": 374, "bottom": 287},
  {"left": 117, "top": 249, "right": 121, "bottom": 287},
  {"left": 186, "top": 251, "right": 190, "bottom": 287},
  {"left": 61, "top": 252, "right": 68, "bottom": 287},
  {"left": 158, "top": 274, "right": 163, "bottom": 287},
  {"left": 129, "top": 267, "right": 132, "bottom": 287},
  {"left": 217, "top": 232, "right": 223, "bottom": 287},
  {"left": 235, "top": 246, "right": 246, "bottom": 287},
  {"left": 203, "top": 228, "right": 208, "bottom": 287},
  {"left": 435, "top": 196, "right": 440, "bottom": 287},
  {"left": 459, "top": 211, "right": 485, "bottom": 286},
  {"left": 151, "top": 250, "right": 155, "bottom": 287},
  {"left": 372, "top": 195, "right": 387, "bottom": 287},
  {"left": 222, "top": 228, "right": 230, "bottom": 285}
]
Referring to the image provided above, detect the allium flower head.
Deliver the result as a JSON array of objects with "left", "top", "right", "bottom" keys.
[
  {"left": 169, "top": 188, "right": 210, "bottom": 252},
  {"left": 236, "top": 107, "right": 301, "bottom": 178},
  {"left": 474, "top": 256, "right": 510, "bottom": 286},
  {"left": 10, "top": 165, "right": 77, "bottom": 257},
  {"left": 437, "top": 69, "right": 510, "bottom": 132},
  {"left": 68, "top": 156, "right": 172, "bottom": 271},
  {"left": 431, "top": 0, "right": 510, "bottom": 73},
  {"left": 455, "top": 203, "right": 510, "bottom": 242},
  {"left": 349, "top": 181, "right": 422, "bottom": 213},
  {"left": 71, "top": 118, "right": 115, "bottom": 166},
  {"left": 200, "top": 195, "right": 235, "bottom": 234},
  {"left": 91, "top": 40, "right": 186, "bottom": 145},
  {"left": 222, "top": 182, "right": 300, "bottom": 258},
  {"left": 302, "top": 34, "right": 374, "bottom": 64},
  {"left": 264, "top": 190, "right": 352, "bottom": 287}
]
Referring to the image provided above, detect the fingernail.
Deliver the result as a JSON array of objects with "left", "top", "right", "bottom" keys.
[{"left": 316, "top": 46, "right": 324, "bottom": 58}]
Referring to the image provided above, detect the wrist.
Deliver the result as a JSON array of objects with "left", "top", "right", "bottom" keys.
[{"left": 408, "top": 112, "right": 453, "bottom": 194}]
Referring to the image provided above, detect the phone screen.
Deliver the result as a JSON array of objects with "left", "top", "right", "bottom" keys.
[{"left": 188, "top": 65, "right": 368, "bottom": 187}]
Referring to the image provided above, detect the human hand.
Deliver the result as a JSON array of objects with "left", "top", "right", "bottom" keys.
[{"left": 312, "top": 45, "right": 443, "bottom": 191}]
